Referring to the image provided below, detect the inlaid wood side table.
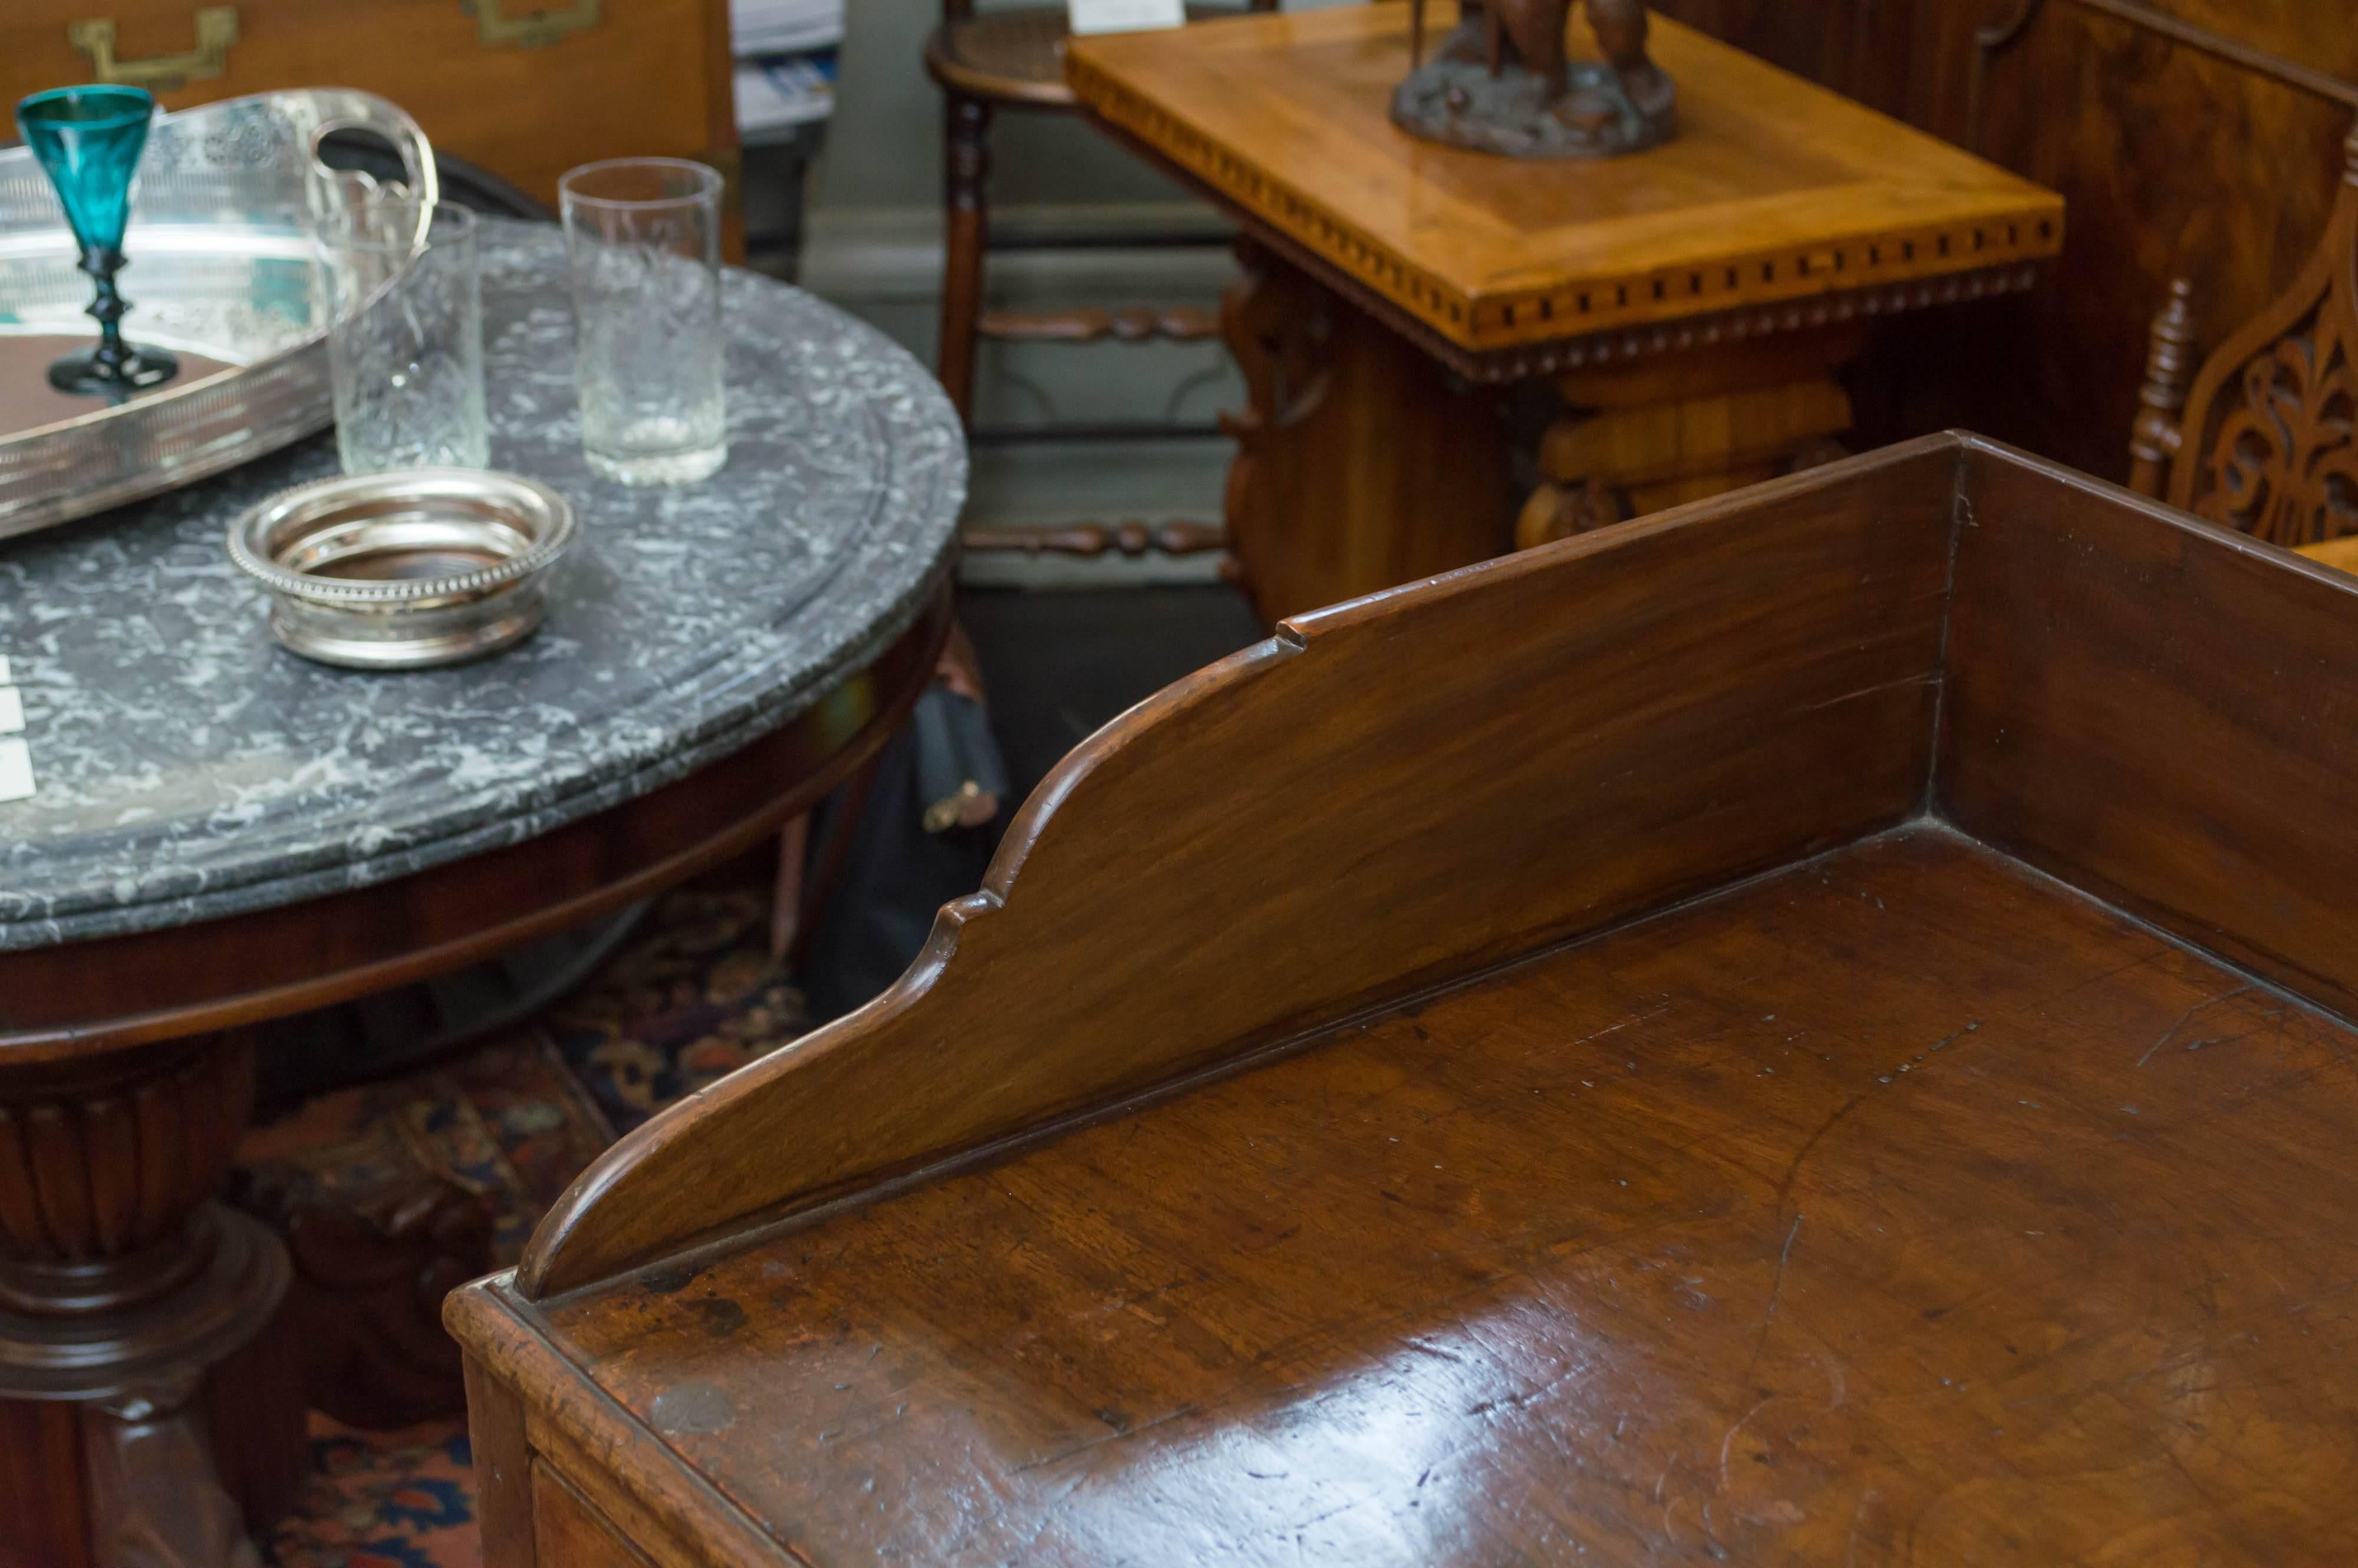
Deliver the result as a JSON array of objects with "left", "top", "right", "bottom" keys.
[
  {"left": 1068, "top": 4, "right": 2065, "bottom": 620},
  {"left": 0, "top": 220, "right": 963, "bottom": 1568}
]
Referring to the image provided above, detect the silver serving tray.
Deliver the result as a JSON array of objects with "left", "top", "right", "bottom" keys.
[{"left": 0, "top": 90, "right": 436, "bottom": 543}]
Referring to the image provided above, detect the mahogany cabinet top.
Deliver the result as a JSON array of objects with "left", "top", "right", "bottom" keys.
[
  {"left": 466, "top": 829, "right": 2358, "bottom": 1566},
  {"left": 450, "top": 434, "right": 2358, "bottom": 1567},
  {"left": 1066, "top": 4, "right": 2064, "bottom": 375}
]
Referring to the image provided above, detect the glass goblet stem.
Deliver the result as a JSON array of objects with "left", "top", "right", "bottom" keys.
[{"left": 78, "top": 246, "right": 134, "bottom": 377}]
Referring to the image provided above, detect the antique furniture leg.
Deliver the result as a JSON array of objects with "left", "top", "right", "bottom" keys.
[
  {"left": 1218, "top": 240, "right": 1516, "bottom": 622},
  {"left": 938, "top": 92, "right": 992, "bottom": 426},
  {"left": 0, "top": 1032, "right": 302, "bottom": 1568},
  {"left": 2127, "top": 278, "right": 2196, "bottom": 499},
  {"left": 1519, "top": 324, "right": 1860, "bottom": 548}
]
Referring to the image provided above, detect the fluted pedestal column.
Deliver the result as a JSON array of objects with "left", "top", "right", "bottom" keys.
[{"left": 0, "top": 1033, "right": 303, "bottom": 1568}]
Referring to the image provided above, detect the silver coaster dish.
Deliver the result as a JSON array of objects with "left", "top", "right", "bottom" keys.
[
  {"left": 227, "top": 468, "right": 577, "bottom": 670},
  {"left": 0, "top": 90, "right": 435, "bottom": 543}
]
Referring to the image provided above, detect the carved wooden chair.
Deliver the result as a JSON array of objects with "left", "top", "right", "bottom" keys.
[
  {"left": 2129, "top": 128, "right": 2358, "bottom": 554},
  {"left": 926, "top": 0, "right": 1275, "bottom": 560}
]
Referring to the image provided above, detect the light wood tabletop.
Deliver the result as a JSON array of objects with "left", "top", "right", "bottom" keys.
[
  {"left": 2297, "top": 535, "right": 2358, "bottom": 574},
  {"left": 1069, "top": 2, "right": 2063, "bottom": 378}
]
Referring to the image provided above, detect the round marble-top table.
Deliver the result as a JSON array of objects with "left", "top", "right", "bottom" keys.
[{"left": 0, "top": 219, "right": 963, "bottom": 1562}]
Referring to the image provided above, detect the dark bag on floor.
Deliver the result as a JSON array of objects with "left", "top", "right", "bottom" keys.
[{"left": 791, "top": 634, "right": 1010, "bottom": 1023}]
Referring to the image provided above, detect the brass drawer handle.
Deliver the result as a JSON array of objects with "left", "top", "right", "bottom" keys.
[
  {"left": 467, "top": 0, "right": 602, "bottom": 48},
  {"left": 67, "top": 7, "right": 240, "bottom": 93}
]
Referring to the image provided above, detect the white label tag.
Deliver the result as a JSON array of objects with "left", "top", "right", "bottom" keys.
[
  {"left": 0, "top": 737, "right": 32, "bottom": 803},
  {"left": 0, "top": 687, "right": 22, "bottom": 734},
  {"left": 1069, "top": 0, "right": 1186, "bottom": 35}
]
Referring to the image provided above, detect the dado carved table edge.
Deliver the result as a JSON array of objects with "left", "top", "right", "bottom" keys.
[{"left": 0, "top": 223, "right": 965, "bottom": 1568}]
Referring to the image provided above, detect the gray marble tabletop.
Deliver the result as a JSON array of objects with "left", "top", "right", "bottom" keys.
[{"left": 0, "top": 218, "right": 965, "bottom": 951}]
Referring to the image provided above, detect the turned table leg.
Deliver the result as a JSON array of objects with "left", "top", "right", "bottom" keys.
[
  {"left": 1218, "top": 240, "right": 1516, "bottom": 624},
  {"left": 0, "top": 1032, "right": 303, "bottom": 1568}
]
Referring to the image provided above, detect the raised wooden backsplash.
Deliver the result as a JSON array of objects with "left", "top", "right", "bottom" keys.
[{"left": 1655, "top": 0, "right": 2358, "bottom": 483}]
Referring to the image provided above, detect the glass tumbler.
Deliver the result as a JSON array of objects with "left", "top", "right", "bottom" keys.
[
  {"left": 558, "top": 158, "right": 727, "bottom": 486},
  {"left": 321, "top": 197, "right": 488, "bottom": 475}
]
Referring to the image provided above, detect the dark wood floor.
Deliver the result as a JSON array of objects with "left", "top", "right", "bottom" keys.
[{"left": 537, "top": 825, "right": 2358, "bottom": 1566}]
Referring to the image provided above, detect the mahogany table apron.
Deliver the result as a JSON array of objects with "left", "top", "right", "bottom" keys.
[
  {"left": 1067, "top": 4, "right": 2064, "bottom": 621},
  {"left": 0, "top": 219, "right": 965, "bottom": 1568}
]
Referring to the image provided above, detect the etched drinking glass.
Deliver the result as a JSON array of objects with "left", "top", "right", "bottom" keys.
[
  {"left": 321, "top": 196, "right": 488, "bottom": 475},
  {"left": 558, "top": 158, "right": 727, "bottom": 486}
]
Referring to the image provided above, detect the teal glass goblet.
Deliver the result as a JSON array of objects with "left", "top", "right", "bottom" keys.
[{"left": 14, "top": 84, "right": 180, "bottom": 396}]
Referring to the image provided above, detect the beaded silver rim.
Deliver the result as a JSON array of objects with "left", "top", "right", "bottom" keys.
[{"left": 227, "top": 467, "right": 576, "bottom": 605}]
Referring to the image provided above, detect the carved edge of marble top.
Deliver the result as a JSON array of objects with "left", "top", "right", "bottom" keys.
[
  {"left": 511, "top": 433, "right": 1980, "bottom": 1300},
  {"left": 1065, "top": 62, "right": 2063, "bottom": 378}
]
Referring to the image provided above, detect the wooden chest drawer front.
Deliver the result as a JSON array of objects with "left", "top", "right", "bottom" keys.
[
  {"left": 1, "top": 0, "right": 729, "bottom": 203},
  {"left": 532, "top": 1459, "right": 656, "bottom": 1568}
]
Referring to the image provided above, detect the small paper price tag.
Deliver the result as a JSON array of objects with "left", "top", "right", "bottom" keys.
[
  {"left": 0, "top": 738, "right": 32, "bottom": 804},
  {"left": 1069, "top": 0, "right": 1185, "bottom": 35}
]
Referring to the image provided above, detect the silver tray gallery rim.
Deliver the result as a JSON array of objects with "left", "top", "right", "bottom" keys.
[{"left": 0, "top": 88, "right": 436, "bottom": 545}]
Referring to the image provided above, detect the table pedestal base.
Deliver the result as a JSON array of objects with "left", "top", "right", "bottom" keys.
[
  {"left": 1213, "top": 246, "right": 1866, "bottom": 618},
  {"left": 1218, "top": 241, "right": 1516, "bottom": 624},
  {"left": 1520, "top": 324, "right": 1860, "bottom": 548},
  {"left": 0, "top": 1034, "right": 305, "bottom": 1568}
]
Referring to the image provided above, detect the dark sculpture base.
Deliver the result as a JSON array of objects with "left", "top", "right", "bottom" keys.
[
  {"left": 1391, "top": 22, "right": 1675, "bottom": 159},
  {"left": 46, "top": 340, "right": 180, "bottom": 398}
]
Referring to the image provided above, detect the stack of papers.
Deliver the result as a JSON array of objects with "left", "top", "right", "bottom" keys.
[
  {"left": 736, "top": 52, "right": 838, "bottom": 135},
  {"left": 732, "top": 0, "right": 844, "bottom": 56}
]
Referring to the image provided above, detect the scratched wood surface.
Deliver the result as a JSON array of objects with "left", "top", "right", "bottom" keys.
[
  {"left": 511, "top": 828, "right": 2358, "bottom": 1565},
  {"left": 450, "top": 434, "right": 2358, "bottom": 1565},
  {"left": 1941, "top": 442, "right": 2358, "bottom": 1022}
]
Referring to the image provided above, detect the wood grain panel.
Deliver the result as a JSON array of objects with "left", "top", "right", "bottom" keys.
[
  {"left": 0, "top": 1398, "right": 90, "bottom": 1568},
  {"left": 532, "top": 1460, "right": 655, "bottom": 1568},
  {"left": 465, "top": 1356, "right": 537, "bottom": 1568},
  {"left": 0, "top": 0, "right": 734, "bottom": 205},
  {"left": 1874, "top": 0, "right": 2357, "bottom": 477},
  {"left": 1652, "top": 0, "right": 1905, "bottom": 114},
  {"left": 518, "top": 437, "right": 1965, "bottom": 1297},
  {"left": 1938, "top": 437, "right": 2358, "bottom": 1019}
]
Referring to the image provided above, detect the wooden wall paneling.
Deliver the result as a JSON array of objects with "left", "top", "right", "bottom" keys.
[
  {"left": 0, "top": 0, "right": 735, "bottom": 206},
  {"left": 1876, "top": 0, "right": 2358, "bottom": 478},
  {"left": 1655, "top": 0, "right": 2358, "bottom": 483},
  {"left": 1937, "top": 436, "right": 2358, "bottom": 1020},
  {"left": 1648, "top": 0, "right": 1911, "bottom": 115},
  {"left": 516, "top": 437, "right": 1968, "bottom": 1299}
]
